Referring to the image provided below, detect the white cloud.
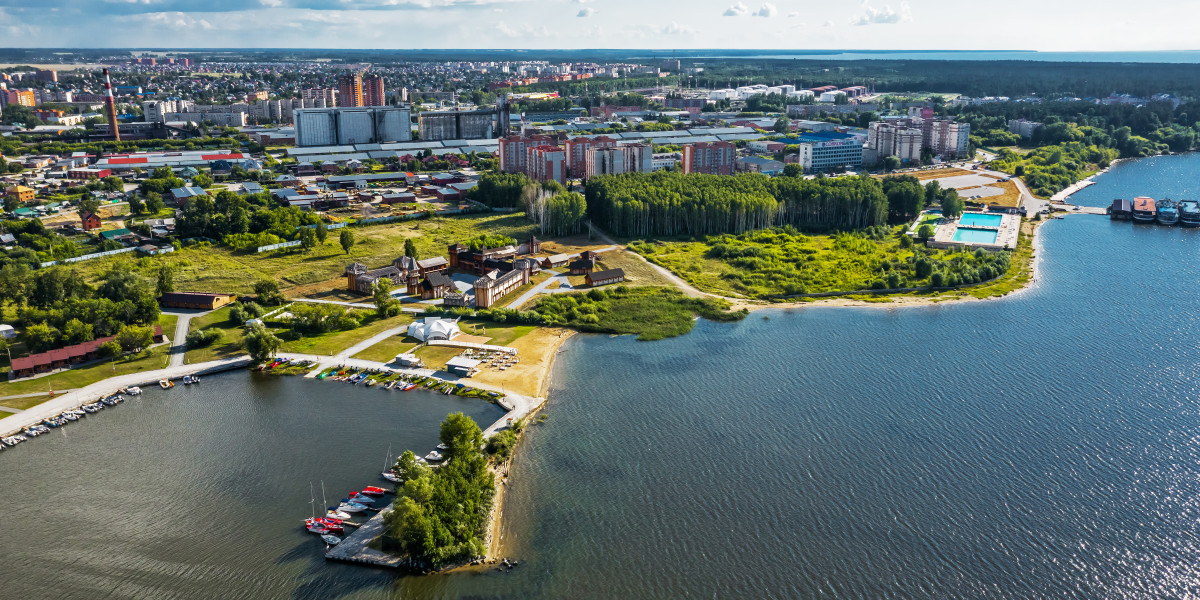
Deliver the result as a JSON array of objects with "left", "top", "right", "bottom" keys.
[
  {"left": 787, "top": 10, "right": 799, "bottom": 17},
  {"left": 723, "top": 2, "right": 748, "bottom": 16},
  {"left": 850, "top": 1, "right": 912, "bottom": 25},
  {"left": 823, "top": 19, "right": 834, "bottom": 27},
  {"left": 259, "top": 0, "right": 283, "bottom": 7},
  {"left": 660, "top": 21, "right": 695, "bottom": 35},
  {"left": 577, "top": 7, "right": 595, "bottom": 17},
  {"left": 144, "top": 11, "right": 214, "bottom": 30},
  {"left": 753, "top": 2, "right": 776, "bottom": 17}
]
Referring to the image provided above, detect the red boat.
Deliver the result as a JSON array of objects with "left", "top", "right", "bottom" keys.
[
  {"left": 361, "top": 486, "right": 386, "bottom": 496},
  {"left": 305, "top": 518, "right": 344, "bottom": 533}
]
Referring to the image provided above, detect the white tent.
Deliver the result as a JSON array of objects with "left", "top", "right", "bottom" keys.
[
  {"left": 407, "top": 317, "right": 460, "bottom": 342},
  {"left": 0, "top": 324, "right": 14, "bottom": 339}
]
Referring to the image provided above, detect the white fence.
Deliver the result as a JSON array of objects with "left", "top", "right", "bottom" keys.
[
  {"left": 40, "top": 247, "right": 137, "bottom": 269},
  {"left": 256, "top": 240, "right": 302, "bottom": 253}
]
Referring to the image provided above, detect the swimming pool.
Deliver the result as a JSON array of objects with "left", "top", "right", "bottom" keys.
[
  {"left": 952, "top": 227, "right": 999, "bottom": 244},
  {"left": 958, "top": 213, "right": 1003, "bottom": 227}
]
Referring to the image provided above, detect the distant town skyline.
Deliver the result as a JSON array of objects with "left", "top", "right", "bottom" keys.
[{"left": 1, "top": 1, "right": 1197, "bottom": 52}]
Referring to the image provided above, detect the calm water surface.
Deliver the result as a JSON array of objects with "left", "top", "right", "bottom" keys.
[{"left": 7, "top": 154, "right": 1200, "bottom": 598}]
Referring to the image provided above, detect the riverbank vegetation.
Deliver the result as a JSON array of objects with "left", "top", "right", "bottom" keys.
[
  {"left": 987, "top": 143, "right": 1119, "bottom": 198},
  {"left": 384, "top": 414, "right": 494, "bottom": 568},
  {"left": 630, "top": 226, "right": 1012, "bottom": 299},
  {"left": 531, "top": 286, "right": 747, "bottom": 341}
]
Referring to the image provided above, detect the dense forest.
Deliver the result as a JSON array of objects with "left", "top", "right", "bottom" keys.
[{"left": 584, "top": 171, "right": 890, "bottom": 237}]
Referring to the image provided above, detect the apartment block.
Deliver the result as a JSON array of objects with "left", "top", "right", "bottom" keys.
[
  {"left": 584, "top": 143, "right": 653, "bottom": 179},
  {"left": 564, "top": 135, "right": 617, "bottom": 177},
  {"left": 681, "top": 141, "right": 735, "bottom": 175},
  {"left": 527, "top": 145, "right": 567, "bottom": 185}
]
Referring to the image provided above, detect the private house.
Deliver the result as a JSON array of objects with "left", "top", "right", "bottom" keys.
[
  {"left": 158, "top": 292, "right": 237, "bottom": 310},
  {"left": 80, "top": 210, "right": 101, "bottom": 231},
  {"left": 443, "top": 291, "right": 469, "bottom": 308},
  {"left": 6, "top": 185, "right": 34, "bottom": 204},
  {"left": 240, "top": 182, "right": 265, "bottom": 195},
  {"left": 420, "top": 272, "right": 455, "bottom": 299},
  {"left": 145, "top": 218, "right": 176, "bottom": 237},
  {"left": 541, "top": 253, "right": 571, "bottom": 268},
  {"left": 473, "top": 265, "right": 531, "bottom": 309},
  {"left": 586, "top": 268, "right": 626, "bottom": 287},
  {"left": 171, "top": 186, "right": 208, "bottom": 207}
]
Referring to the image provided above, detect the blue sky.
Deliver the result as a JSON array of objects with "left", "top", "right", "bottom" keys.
[{"left": 0, "top": 0, "right": 1192, "bottom": 51}]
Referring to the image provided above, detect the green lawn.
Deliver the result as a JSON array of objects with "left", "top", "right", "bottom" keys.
[
  {"left": 0, "top": 410, "right": 14, "bottom": 419},
  {"left": 352, "top": 335, "right": 421, "bottom": 363},
  {"left": 457, "top": 321, "right": 534, "bottom": 347},
  {"left": 0, "top": 346, "right": 171, "bottom": 409},
  {"left": 157, "top": 312, "right": 179, "bottom": 338},
  {"left": 413, "top": 345, "right": 465, "bottom": 370},
  {"left": 277, "top": 312, "right": 413, "bottom": 356},
  {"left": 184, "top": 305, "right": 247, "bottom": 363}
]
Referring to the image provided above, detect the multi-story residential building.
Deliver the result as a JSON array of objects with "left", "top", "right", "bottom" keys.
[
  {"left": 246, "top": 91, "right": 269, "bottom": 102},
  {"left": 337, "top": 72, "right": 363, "bottom": 107},
  {"left": 362, "top": 74, "right": 386, "bottom": 107},
  {"left": 498, "top": 134, "right": 554, "bottom": 174},
  {"left": 867, "top": 121, "right": 922, "bottom": 164},
  {"left": 1, "top": 89, "right": 36, "bottom": 107},
  {"left": 868, "top": 117, "right": 970, "bottom": 160},
  {"left": 564, "top": 135, "right": 617, "bottom": 177},
  {"left": 928, "top": 120, "right": 970, "bottom": 158},
  {"left": 527, "top": 145, "right": 567, "bottom": 185},
  {"left": 584, "top": 143, "right": 653, "bottom": 179},
  {"left": 682, "top": 141, "right": 735, "bottom": 175},
  {"left": 302, "top": 88, "right": 338, "bottom": 106},
  {"left": 1008, "top": 119, "right": 1043, "bottom": 138},
  {"left": 34, "top": 70, "right": 57, "bottom": 83}
]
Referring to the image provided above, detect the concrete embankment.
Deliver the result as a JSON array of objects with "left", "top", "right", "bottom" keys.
[
  {"left": 0, "top": 357, "right": 251, "bottom": 437},
  {"left": 1051, "top": 179, "right": 1096, "bottom": 202}
]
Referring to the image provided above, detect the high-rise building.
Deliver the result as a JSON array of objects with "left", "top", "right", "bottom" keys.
[
  {"left": 302, "top": 88, "right": 338, "bottom": 106},
  {"left": 362, "top": 74, "right": 386, "bottom": 107},
  {"left": 929, "top": 120, "right": 970, "bottom": 158},
  {"left": 867, "top": 121, "right": 922, "bottom": 164},
  {"left": 294, "top": 106, "right": 412, "bottom": 147},
  {"left": 682, "top": 141, "right": 735, "bottom": 175},
  {"left": 34, "top": 70, "right": 57, "bottom": 83},
  {"left": 527, "top": 145, "right": 567, "bottom": 185},
  {"left": 564, "top": 135, "right": 617, "bottom": 178},
  {"left": 498, "top": 134, "right": 554, "bottom": 174},
  {"left": 337, "top": 72, "right": 363, "bottom": 107},
  {"left": 584, "top": 144, "right": 653, "bottom": 179},
  {"left": 790, "top": 132, "right": 866, "bottom": 172}
]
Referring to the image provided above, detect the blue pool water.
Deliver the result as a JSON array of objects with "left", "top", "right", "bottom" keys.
[
  {"left": 952, "top": 227, "right": 999, "bottom": 244},
  {"left": 959, "top": 213, "right": 1003, "bottom": 227}
]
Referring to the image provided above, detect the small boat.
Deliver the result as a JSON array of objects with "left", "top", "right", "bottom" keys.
[
  {"left": 60, "top": 412, "right": 79, "bottom": 422},
  {"left": 100, "top": 397, "right": 118, "bottom": 407},
  {"left": 381, "top": 471, "right": 400, "bottom": 483},
  {"left": 360, "top": 486, "right": 387, "bottom": 496},
  {"left": 337, "top": 502, "right": 367, "bottom": 513},
  {"left": 82, "top": 404, "right": 101, "bottom": 414},
  {"left": 436, "top": 443, "right": 448, "bottom": 451},
  {"left": 159, "top": 379, "right": 174, "bottom": 389},
  {"left": 424, "top": 450, "right": 444, "bottom": 462},
  {"left": 321, "top": 534, "right": 341, "bottom": 545},
  {"left": 126, "top": 387, "right": 142, "bottom": 396},
  {"left": 402, "top": 383, "right": 418, "bottom": 391},
  {"left": 327, "top": 507, "right": 352, "bottom": 520},
  {"left": 365, "top": 379, "right": 376, "bottom": 387},
  {"left": 1157, "top": 199, "right": 1180, "bottom": 225},
  {"left": 306, "top": 518, "right": 344, "bottom": 533},
  {"left": 1180, "top": 200, "right": 1200, "bottom": 227},
  {"left": 347, "top": 493, "right": 376, "bottom": 505},
  {"left": 385, "top": 381, "right": 396, "bottom": 390},
  {"left": 306, "top": 522, "right": 330, "bottom": 534}
]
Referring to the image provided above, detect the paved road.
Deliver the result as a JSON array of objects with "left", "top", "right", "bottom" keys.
[
  {"left": 505, "top": 270, "right": 567, "bottom": 309},
  {"left": 0, "top": 356, "right": 251, "bottom": 437},
  {"left": 0, "top": 390, "right": 77, "bottom": 402},
  {"left": 165, "top": 311, "right": 199, "bottom": 368}
]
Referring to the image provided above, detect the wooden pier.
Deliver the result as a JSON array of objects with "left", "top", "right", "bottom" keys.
[{"left": 324, "top": 507, "right": 408, "bottom": 569}]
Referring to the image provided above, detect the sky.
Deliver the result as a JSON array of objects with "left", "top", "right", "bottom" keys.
[{"left": 0, "top": 0, "right": 1196, "bottom": 51}]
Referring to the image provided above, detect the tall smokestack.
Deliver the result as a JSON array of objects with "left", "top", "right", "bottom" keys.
[{"left": 103, "top": 68, "right": 120, "bottom": 142}]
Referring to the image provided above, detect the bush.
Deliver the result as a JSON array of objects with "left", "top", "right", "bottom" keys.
[
  {"left": 98, "top": 340, "right": 122, "bottom": 358},
  {"left": 186, "top": 329, "right": 222, "bottom": 349}
]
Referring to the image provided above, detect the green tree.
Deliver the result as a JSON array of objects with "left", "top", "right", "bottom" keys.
[
  {"left": 882, "top": 155, "right": 901, "bottom": 172},
  {"left": 940, "top": 190, "right": 965, "bottom": 219},
  {"left": 244, "top": 324, "right": 283, "bottom": 363},
  {"left": 145, "top": 191, "right": 165, "bottom": 215},
  {"left": 393, "top": 450, "right": 431, "bottom": 484},
  {"left": 773, "top": 117, "right": 790, "bottom": 133},
  {"left": 78, "top": 195, "right": 101, "bottom": 217},
  {"left": 253, "top": 279, "right": 285, "bottom": 306},
  {"left": 24, "top": 322, "right": 61, "bottom": 353},
  {"left": 782, "top": 163, "right": 803, "bottom": 178},
  {"left": 440, "top": 412, "right": 485, "bottom": 462},
  {"left": 191, "top": 173, "right": 213, "bottom": 188},
  {"left": 0, "top": 263, "right": 31, "bottom": 304},
  {"left": 4, "top": 194, "right": 19, "bottom": 213},
  {"left": 339, "top": 229, "right": 355, "bottom": 254},
  {"left": 98, "top": 340, "right": 122, "bottom": 358},
  {"left": 156, "top": 264, "right": 175, "bottom": 297},
  {"left": 62, "top": 318, "right": 94, "bottom": 344},
  {"left": 404, "top": 238, "right": 418, "bottom": 259},
  {"left": 116, "top": 325, "right": 153, "bottom": 353},
  {"left": 315, "top": 221, "right": 328, "bottom": 245},
  {"left": 373, "top": 278, "right": 400, "bottom": 317},
  {"left": 298, "top": 226, "right": 316, "bottom": 252},
  {"left": 128, "top": 194, "right": 145, "bottom": 215},
  {"left": 101, "top": 176, "right": 123, "bottom": 192},
  {"left": 917, "top": 224, "right": 935, "bottom": 240}
]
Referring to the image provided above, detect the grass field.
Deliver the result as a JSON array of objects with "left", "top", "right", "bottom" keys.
[
  {"left": 67, "top": 212, "right": 538, "bottom": 297},
  {"left": 278, "top": 312, "right": 413, "bottom": 356},
  {"left": 351, "top": 335, "right": 421, "bottom": 363},
  {"left": 413, "top": 344, "right": 464, "bottom": 369},
  {"left": 184, "top": 306, "right": 246, "bottom": 363},
  {"left": 0, "top": 410, "right": 13, "bottom": 419},
  {"left": 0, "top": 346, "right": 171, "bottom": 409},
  {"left": 591, "top": 250, "right": 675, "bottom": 288}
]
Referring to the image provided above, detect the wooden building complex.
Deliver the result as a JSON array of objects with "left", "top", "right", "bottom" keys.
[{"left": 158, "top": 292, "right": 237, "bottom": 310}]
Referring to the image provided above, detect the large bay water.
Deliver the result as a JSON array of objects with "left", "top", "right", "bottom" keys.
[{"left": 7, "top": 155, "right": 1200, "bottom": 598}]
